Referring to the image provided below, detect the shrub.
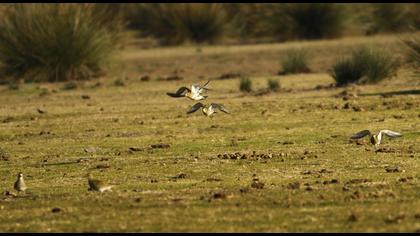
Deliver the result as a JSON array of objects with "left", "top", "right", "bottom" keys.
[
  {"left": 403, "top": 31, "right": 420, "bottom": 70},
  {"left": 331, "top": 47, "right": 400, "bottom": 86},
  {"left": 128, "top": 3, "right": 235, "bottom": 45},
  {"left": 0, "top": 4, "right": 123, "bottom": 82},
  {"left": 239, "top": 77, "right": 252, "bottom": 92},
  {"left": 266, "top": 3, "right": 346, "bottom": 41},
  {"left": 267, "top": 79, "right": 280, "bottom": 92},
  {"left": 280, "top": 49, "right": 311, "bottom": 74},
  {"left": 367, "top": 4, "right": 411, "bottom": 34},
  {"left": 222, "top": 3, "right": 271, "bottom": 41}
]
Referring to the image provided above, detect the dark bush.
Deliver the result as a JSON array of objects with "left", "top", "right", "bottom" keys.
[
  {"left": 331, "top": 47, "right": 400, "bottom": 86},
  {"left": 0, "top": 4, "right": 123, "bottom": 82},
  {"left": 267, "top": 3, "right": 347, "bottom": 41},
  {"left": 127, "top": 3, "right": 235, "bottom": 45}
]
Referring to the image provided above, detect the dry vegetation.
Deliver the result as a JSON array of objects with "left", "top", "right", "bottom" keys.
[
  {"left": 0, "top": 3, "right": 419, "bottom": 233},
  {"left": 0, "top": 32, "right": 419, "bottom": 232}
]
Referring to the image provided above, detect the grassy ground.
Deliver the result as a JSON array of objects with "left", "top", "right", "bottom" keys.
[{"left": 0, "top": 33, "right": 419, "bottom": 232}]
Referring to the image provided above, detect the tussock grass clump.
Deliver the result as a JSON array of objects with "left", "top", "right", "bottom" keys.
[
  {"left": 267, "top": 78, "right": 280, "bottom": 92},
  {"left": 239, "top": 77, "right": 252, "bottom": 92},
  {"left": 127, "top": 3, "right": 234, "bottom": 45},
  {"left": 267, "top": 3, "right": 346, "bottom": 41},
  {"left": 280, "top": 49, "right": 311, "bottom": 74},
  {"left": 403, "top": 32, "right": 420, "bottom": 70},
  {"left": 331, "top": 47, "right": 400, "bottom": 86},
  {"left": 222, "top": 3, "right": 271, "bottom": 41},
  {"left": 367, "top": 4, "right": 411, "bottom": 34},
  {"left": 0, "top": 4, "right": 124, "bottom": 82}
]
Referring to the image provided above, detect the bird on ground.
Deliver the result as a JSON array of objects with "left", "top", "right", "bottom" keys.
[
  {"left": 187, "top": 102, "right": 230, "bottom": 117},
  {"left": 14, "top": 172, "right": 27, "bottom": 192},
  {"left": 87, "top": 174, "right": 114, "bottom": 193},
  {"left": 167, "top": 80, "right": 211, "bottom": 101},
  {"left": 350, "top": 129, "right": 402, "bottom": 148}
]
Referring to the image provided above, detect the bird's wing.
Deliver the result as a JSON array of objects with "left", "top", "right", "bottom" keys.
[
  {"left": 187, "top": 102, "right": 204, "bottom": 114},
  {"left": 200, "top": 80, "right": 211, "bottom": 91},
  {"left": 167, "top": 87, "right": 190, "bottom": 97},
  {"left": 211, "top": 103, "right": 230, "bottom": 114},
  {"left": 379, "top": 130, "right": 402, "bottom": 138},
  {"left": 350, "top": 130, "right": 371, "bottom": 139},
  {"left": 191, "top": 85, "right": 200, "bottom": 94},
  {"left": 192, "top": 80, "right": 211, "bottom": 94}
]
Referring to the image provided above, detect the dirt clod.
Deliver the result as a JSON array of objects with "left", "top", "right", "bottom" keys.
[{"left": 151, "top": 143, "right": 170, "bottom": 149}]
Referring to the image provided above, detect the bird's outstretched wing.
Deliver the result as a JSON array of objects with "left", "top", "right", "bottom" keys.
[
  {"left": 192, "top": 80, "right": 211, "bottom": 94},
  {"left": 379, "top": 130, "right": 402, "bottom": 138},
  {"left": 200, "top": 80, "right": 211, "bottom": 91},
  {"left": 187, "top": 102, "right": 204, "bottom": 114},
  {"left": 350, "top": 130, "right": 371, "bottom": 139},
  {"left": 167, "top": 87, "right": 190, "bottom": 97},
  {"left": 211, "top": 103, "right": 230, "bottom": 114}
]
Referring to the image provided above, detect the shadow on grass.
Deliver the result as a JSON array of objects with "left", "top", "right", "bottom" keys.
[{"left": 359, "top": 89, "right": 420, "bottom": 97}]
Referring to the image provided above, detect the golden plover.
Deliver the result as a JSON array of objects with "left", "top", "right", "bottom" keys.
[
  {"left": 14, "top": 172, "right": 27, "bottom": 192},
  {"left": 350, "top": 129, "right": 402, "bottom": 148},
  {"left": 167, "top": 80, "right": 210, "bottom": 101},
  {"left": 87, "top": 174, "right": 114, "bottom": 193},
  {"left": 187, "top": 102, "right": 229, "bottom": 117}
]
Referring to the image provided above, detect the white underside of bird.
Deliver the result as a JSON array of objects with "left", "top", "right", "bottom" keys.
[
  {"left": 167, "top": 81, "right": 210, "bottom": 101},
  {"left": 350, "top": 129, "right": 402, "bottom": 147},
  {"left": 88, "top": 175, "right": 114, "bottom": 193},
  {"left": 14, "top": 173, "right": 27, "bottom": 192}
]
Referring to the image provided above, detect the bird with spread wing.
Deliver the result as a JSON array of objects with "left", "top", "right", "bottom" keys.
[
  {"left": 350, "top": 129, "right": 402, "bottom": 148},
  {"left": 187, "top": 102, "right": 229, "bottom": 117},
  {"left": 167, "top": 80, "right": 211, "bottom": 101}
]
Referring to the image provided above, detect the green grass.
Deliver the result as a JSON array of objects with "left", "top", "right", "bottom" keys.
[{"left": 0, "top": 34, "right": 419, "bottom": 232}]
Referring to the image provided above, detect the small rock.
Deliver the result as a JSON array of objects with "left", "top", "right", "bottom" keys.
[
  {"left": 114, "top": 79, "right": 125, "bottom": 86},
  {"left": 251, "top": 180, "right": 265, "bottom": 189},
  {"left": 51, "top": 207, "right": 61, "bottom": 213},
  {"left": 287, "top": 182, "right": 301, "bottom": 190},
  {"left": 81, "top": 95, "right": 90, "bottom": 99},
  {"left": 129, "top": 147, "right": 143, "bottom": 152},
  {"left": 96, "top": 164, "right": 110, "bottom": 169},
  {"left": 151, "top": 143, "right": 170, "bottom": 149},
  {"left": 140, "top": 75, "right": 150, "bottom": 82},
  {"left": 348, "top": 213, "right": 358, "bottom": 222},
  {"left": 239, "top": 187, "right": 250, "bottom": 193},
  {"left": 212, "top": 192, "right": 226, "bottom": 199}
]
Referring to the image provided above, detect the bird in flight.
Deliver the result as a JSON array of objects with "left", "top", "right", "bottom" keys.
[
  {"left": 350, "top": 129, "right": 402, "bottom": 148},
  {"left": 187, "top": 102, "right": 229, "bottom": 117},
  {"left": 167, "top": 80, "right": 211, "bottom": 101}
]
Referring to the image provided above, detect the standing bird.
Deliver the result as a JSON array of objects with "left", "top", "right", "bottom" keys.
[
  {"left": 187, "top": 102, "right": 230, "bottom": 117},
  {"left": 350, "top": 129, "right": 402, "bottom": 148},
  {"left": 87, "top": 174, "right": 114, "bottom": 193},
  {"left": 14, "top": 172, "right": 27, "bottom": 192},
  {"left": 167, "top": 80, "right": 211, "bottom": 101}
]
